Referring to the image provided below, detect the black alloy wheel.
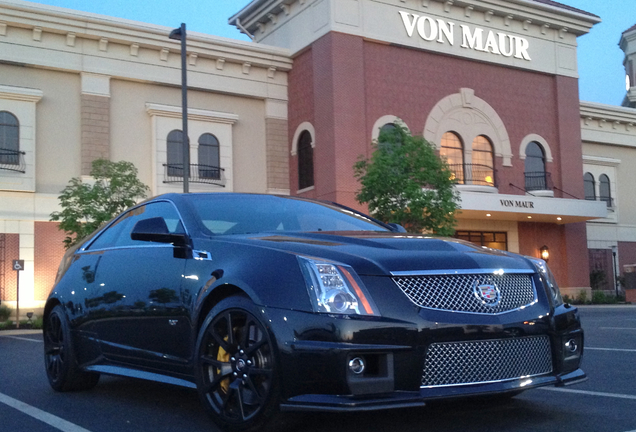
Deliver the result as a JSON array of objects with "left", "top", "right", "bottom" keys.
[
  {"left": 195, "top": 297, "right": 279, "bottom": 432},
  {"left": 44, "top": 305, "right": 99, "bottom": 392}
]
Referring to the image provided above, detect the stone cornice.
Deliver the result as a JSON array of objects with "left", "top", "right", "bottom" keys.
[
  {"left": 0, "top": 84, "right": 43, "bottom": 102},
  {"left": 0, "top": 0, "right": 293, "bottom": 71},
  {"left": 580, "top": 101, "right": 636, "bottom": 125},
  {"left": 145, "top": 103, "right": 239, "bottom": 124}
]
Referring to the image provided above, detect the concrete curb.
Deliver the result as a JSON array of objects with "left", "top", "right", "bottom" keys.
[{"left": 0, "top": 329, "right": 42, "bottom": 336}]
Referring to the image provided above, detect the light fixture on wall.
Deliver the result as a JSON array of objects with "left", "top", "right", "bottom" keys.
[{"left": 540, "top": 245, "right": 550, "bottom": 262}]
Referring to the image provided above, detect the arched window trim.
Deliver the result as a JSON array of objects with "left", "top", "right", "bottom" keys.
[
  {"left": 519, "top": 134, "right": 553, "bottom": 163},
  {"left": 371, "top": 115, "right": 410, "bottom": 141},
  {"left": 291, "top": 122, "right": 315, "bottom": 156}
]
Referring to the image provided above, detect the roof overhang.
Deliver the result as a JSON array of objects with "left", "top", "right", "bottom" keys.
[{"left": 457, "top": 191, "right": 607, "bottom": 224}]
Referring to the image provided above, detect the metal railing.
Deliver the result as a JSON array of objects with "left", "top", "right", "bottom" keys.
[
  {"left": 0, "top": 148, "right": 26, "bottom": 173},
  {"left": 524, "top": 171, "right": 553, "bottom": 191},
  {"left": 163, "top": 164, "right": 226, "bottom": 187},
  {"left": 447, "top": 163, "right": 497, "bottom": 187}
]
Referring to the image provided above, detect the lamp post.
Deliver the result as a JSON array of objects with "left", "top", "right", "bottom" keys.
[
  {"left": 612, "top": 245, "right": 619, "bottom": 297},
  {"left": 169, "top": 23, "right": 189, "bottom": 193}
]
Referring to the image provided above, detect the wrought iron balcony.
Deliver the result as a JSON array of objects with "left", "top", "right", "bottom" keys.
[
  {"left": 0, "top": 148, "right": 26, "bottom": 173},
  {"left": 447, "top": 163, "right": 497, "bottom": 187},
  {"left": 524, "top": 171, "right": 553, "bottom": 192},
  {"left": 163, "top": 164, "right": 226, "bottom": 187}
]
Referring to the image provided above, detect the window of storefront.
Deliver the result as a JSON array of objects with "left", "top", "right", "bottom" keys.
[
  {"left": 524, "top": 142, "right": 547, "bottom": 191},
  {"left": 167, "top": 130, "right": 185, "bottom": 177},
  {"left": 441, "top": 132, "right": 464, "bottom": 183},
  {"left": 0, "top": 111, "right": 19, "bottom": 166},
  {"left": 599, "top": 174, "right": 612, "bottom": 207},
  {"left": 584, "top": 172, "right": 596, "bottom": 200},
  {"left": 298, "top": 130, "right": 314, "bottom": 190},
  {"left": 198, "top": 133, "right": 220, "bottom": 180},
  {"left": 455, "top": 231, "right": 508, "bottom": 251},
  {"left": 471, "top": 135, "right": 494, "bottom": 186}
]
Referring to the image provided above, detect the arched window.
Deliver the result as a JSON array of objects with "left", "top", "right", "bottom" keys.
[
  {"left": 584, "top": 173, "right": 596, "bottom": 200},
  {"left": 167, "top": 130, "right": 184, "bottom": 177},
  {"left": 471, "top": 135, "right": 494, "bottom": 186},
  {"left": 440, "top": 132, "right": 464, "bottom": 184},
  {"left": 198, "top": 133, "right": 220, "bottom": 180},
  {"left": 0, "top": 111, "right": 19, "bottom": 165},
  {"left": 524, "top": 142, "right": 547, "bottom": 191},
  {"left": 378, "top": 123, "right": 398, "bottom": 150},
  {"left": 298, "top": 130, "right": 314, "bottom": 190},
  {"left": 599, "top": 174, "right": 612, "bottom": 207}
]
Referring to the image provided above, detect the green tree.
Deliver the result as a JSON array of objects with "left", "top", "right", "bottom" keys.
[
  {"left": 50, "top": 159, "right": 150, "bottom": 248},
  {"left": 353, "top": 124, "right": 459, "bottom": 235}
]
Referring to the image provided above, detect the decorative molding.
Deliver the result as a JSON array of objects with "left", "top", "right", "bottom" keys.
[
  {"left": 242, "top": 62, "right": 251, "bottom": 75},
  {"left": 267, "top": 13, "right": 277, "bottom": 25},
  {"left": 422, "top": 0, "right": 430, "bottom": 7},
  {"left": 523, "top": 19, "right": 532, "bottom": 30},
  {"left": 559, "top": 27, "right": 568, "bottom": 39},
  {"left": 189, "top": 53, "right": 198, "bottom": 66},
  {"left": 281, "top": 4, "right": 290, "bottom": 15},
  {"left": 32, "top": 27, "right": 42, "bottom": 41},
  {"left": 541, "top": 23, "right": 550, "bottom": 35},
  {"left": 145, "top": 103, "right": 239, "bottom": 124},
  {"left": 465, "top": 6, "right": 473, "bottom": 18},
  {"left": 257, "top": 22, "right": 266, "bottom": 33},
  {"left": 0, "top": 84, "right": 44, "bottom": 102},
  {"left": 160, "top": 47, "right": 169, "bottom": 62},
  {"left": 216, "top": 58, "right": 225, "bottom": 70},
  {"left": 504, "top": 15, "right": 513, "bottom": 26},
  {"left": 99, "top": 37, "right": 108, "bottom": 52},
  {"left": 485, "top": 10, "right": 494, "bottom": 22},
  {"left": 66, "top": 32, "right": 75, "bottom": 47},
  {"left": 371, "top": 115, "right": 409, "bottom": 141},
  {"left": 268, "top": 67, "right": 277, "bottom": 79},
  {"left": 583, "top": 155, "right": 621, "bottom": 167},
  {"left": 291, "top": 121, "right": 316, "bottom": 156},
  {"left": 519, "top": 134, "right": 554, "bottom": 163},
  {"left": 130, "top": 43, "right": 139, "bottom": 56},
  {"left": 0, "top": 22, "right": 6, "bottom": 36},
  {"left": 444, "top": 1, "right": 453, "bottom": 13}
]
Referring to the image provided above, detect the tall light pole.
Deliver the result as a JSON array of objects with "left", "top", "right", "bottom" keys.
[
  {"left": 169, "top": 23, "right": 189, "bottom": 193},
  {"left": 612, "top": 245, "right": 619, "bottom": 297}
]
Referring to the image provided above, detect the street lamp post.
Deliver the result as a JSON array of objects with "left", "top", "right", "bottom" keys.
[
  {"left": 612, "top": 245, "right": 619, "bottom": 297},
  {"left": 169, "top": 23, "right": 189, "bottom": 193}
]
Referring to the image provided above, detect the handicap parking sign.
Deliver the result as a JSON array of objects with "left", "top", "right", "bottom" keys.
[{"left": 12, "top": 260, "right": 24, "bottom": 271}]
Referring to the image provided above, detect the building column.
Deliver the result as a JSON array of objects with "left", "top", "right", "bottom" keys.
[{"left": 81, "top": 73, "right": 111, "bottom": 175}]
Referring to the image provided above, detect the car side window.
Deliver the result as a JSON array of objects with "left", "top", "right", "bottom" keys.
[{"left": 87, "top": 201, "right": 184, "bottom": 250}]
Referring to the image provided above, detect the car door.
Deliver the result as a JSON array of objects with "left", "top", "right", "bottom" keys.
[{"left": 83, "top": 201, "right": 191, "bottom": 370}]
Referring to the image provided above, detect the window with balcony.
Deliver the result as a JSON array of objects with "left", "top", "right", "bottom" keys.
[
  {"left": 298, "top": 130, "right": 314, "bottom": 190},
  {"left": 584, "top": 172, "right": 596, "bottom": 200},
  {"left": 166, "top": 129, "right": 185, "bottom": 178},
  {"left": 471, "top": 136, "right": 495, "bottom": 187},
  {"left": 198, "top": 133, "right": 221, "bottom": 180},
  {"left": 599, "top": 174, "right": 612, "bottom": 207},
  {"left": 524, "top": 142, "right": 549, "bottom": 191},
  {"left": 440, "top": 132, "right": 464, "bottom": 183},
  {"left": 0, "top": 111, "right": 22, "bottom": 170}
]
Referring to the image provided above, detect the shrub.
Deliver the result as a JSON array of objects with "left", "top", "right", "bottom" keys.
[{"left": 0, "top": 304, "right": 12, "bottom": 321}]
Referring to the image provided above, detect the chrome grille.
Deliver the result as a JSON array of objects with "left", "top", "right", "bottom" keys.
[
  {"left": 392, "top": 273, "right": 536, "bottom": 314},
  {"left": 422, "top": 336, "right": 553, "bottom": 387}
]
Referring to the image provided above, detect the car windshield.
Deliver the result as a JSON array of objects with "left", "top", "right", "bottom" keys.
[{"left": 189, "top": 194, "right": 390, "bottom": 235}]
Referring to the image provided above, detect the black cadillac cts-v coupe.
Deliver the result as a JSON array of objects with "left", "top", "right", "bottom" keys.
[{"left": 44, "top": 193, "right": 585, "bottom": 432}]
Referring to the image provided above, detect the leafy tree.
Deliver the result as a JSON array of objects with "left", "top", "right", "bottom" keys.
[
  {"left": 50, "top": 159, "right": 150, "bottom": 248},
  {"left": 353, "top": 124, "right": 459, "bottom": 235}
]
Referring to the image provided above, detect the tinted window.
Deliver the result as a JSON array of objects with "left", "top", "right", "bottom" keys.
[
  {"left": 298, "top": 131, "right": 314, "bottom": 190},
  {"left": 198, "top": 133, "right": 220, "bottom": 179},
  {"left": 190, "top": 195, "right": 389, "bottom": 235},
  {"left": 0, "top": 111, "right": 19, "bottom": 165},
  {"left": 88, "top": 201, "right": 184, "bottom": 250},
  {"left": 167, "top": 130, "right": 185, "bottom": 177},
  {"left": 584, "top": 172, "right": 595, "bottom": 200},
  {"left": 599, "top": 174, "right": 612, "bottom": 207}
]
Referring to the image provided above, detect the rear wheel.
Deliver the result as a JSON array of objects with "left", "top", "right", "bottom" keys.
[
  {"left": 195, "top": 297, "right": 280, "bottom": 432},
  {"left": 44, "top": 305, "right": 100, "bottom": 392}
]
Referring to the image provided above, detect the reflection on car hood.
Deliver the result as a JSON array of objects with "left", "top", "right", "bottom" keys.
[{"left": 234, "top": 231, "right": 534, "bottom": 276}]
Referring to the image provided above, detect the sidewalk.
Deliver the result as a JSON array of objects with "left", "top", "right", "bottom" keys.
[{"left": 0, "top": 329, "right": 42, "bottom": 336}]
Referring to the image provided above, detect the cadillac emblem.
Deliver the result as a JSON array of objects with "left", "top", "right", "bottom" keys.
[{"left": 474, "top": 282, "right": 501, "bottom": 307}]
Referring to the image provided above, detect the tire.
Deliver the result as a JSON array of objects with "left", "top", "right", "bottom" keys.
[
  {"left": 194, "top": 297, "right": 281, "bottom": 432},
  {"left": 44, "top": 305, "right": 100, "bottom": 392}
]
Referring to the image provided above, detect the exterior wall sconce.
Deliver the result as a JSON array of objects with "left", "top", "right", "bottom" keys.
[{"left": 540, "top": 245, "right": 550, "bottom": 262}]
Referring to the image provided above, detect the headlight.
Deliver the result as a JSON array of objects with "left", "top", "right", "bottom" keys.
[
  {"left": 528, "top": 257, "right": 564, "bottom": 307},
  {"left": 298, "top": 256, "right": 380, "bottom": 316}
]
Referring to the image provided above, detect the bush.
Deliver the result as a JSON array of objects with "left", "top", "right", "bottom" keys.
[{"left": 0, "top": 304, "right": 12, "bottom": 321}]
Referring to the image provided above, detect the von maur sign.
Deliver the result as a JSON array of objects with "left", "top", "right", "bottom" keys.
[{"left": 399, "top": 11, "right": 532, "bottom": 61}]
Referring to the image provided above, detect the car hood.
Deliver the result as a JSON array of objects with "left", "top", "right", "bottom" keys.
[{"left": 224, "top": 231, "right": 535, "bottom": 276}]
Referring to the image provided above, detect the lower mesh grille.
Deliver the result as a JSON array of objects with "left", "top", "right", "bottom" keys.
[{"left": 422, "top": 336, "right": 553, "bottom": 387}]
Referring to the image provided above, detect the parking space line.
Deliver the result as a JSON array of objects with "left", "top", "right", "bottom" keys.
[
  {"left": 0, "top": 391, "right": 93, "bottom": 432},
  {"left": 586, "top": 347, "right": 636, "bottom": 353},
  {"left": 540, "top": 387, "right": 636, "bottom": 401},
  {"left": 599, "top": 327, "right": 636, "bottom": 331},
  {"left": 2, "top": 336, "right": 43, "bottom": 343}
]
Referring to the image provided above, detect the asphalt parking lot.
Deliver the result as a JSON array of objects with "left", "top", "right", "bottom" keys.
[{"left": 1, "top": 305, "right": 635, "bottom": 432}]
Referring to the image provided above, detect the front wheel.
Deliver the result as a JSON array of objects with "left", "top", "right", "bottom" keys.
[
  {"left": 43, "top": 305, "right": 100, "bottom": 392},
  {"left": 194, "top": 297, "right": 281, "bottom": 432}
]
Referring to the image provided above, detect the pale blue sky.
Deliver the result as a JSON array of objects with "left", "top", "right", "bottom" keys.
[{"left": 29, "top": 0, "right": 636, "bottom": 107}]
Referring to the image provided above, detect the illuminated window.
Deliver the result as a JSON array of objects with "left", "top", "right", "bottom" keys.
[
  {"left": 455, "top": 231, "right": 507, "bottom": 251},
  {"left": 440, "top": 132, "right": 464, "bottom": 183},
  {"left": 471, "top": 135, "right": 494, "bottom": 186},
  {"left": 298, "top": 130, "right": 314, "bottom": 190}
]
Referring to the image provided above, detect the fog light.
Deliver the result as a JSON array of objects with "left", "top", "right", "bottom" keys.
[
  {"left": 349, "top": 357, "right": 365, "bottom": 375},
  {"left": 565, "top": 338, "right": 578, "bottom": 353}
]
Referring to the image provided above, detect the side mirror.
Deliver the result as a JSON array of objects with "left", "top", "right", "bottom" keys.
[
  {"left": 387, "top": 223, "right": 407, "bottom": 233},
  {"left": 130, "top": 217, "right": 188, "bottom": 247}
]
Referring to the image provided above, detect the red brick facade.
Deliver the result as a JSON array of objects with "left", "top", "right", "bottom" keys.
[{"left": 34, "top": 222, "right": 66, "bottom": 301}]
